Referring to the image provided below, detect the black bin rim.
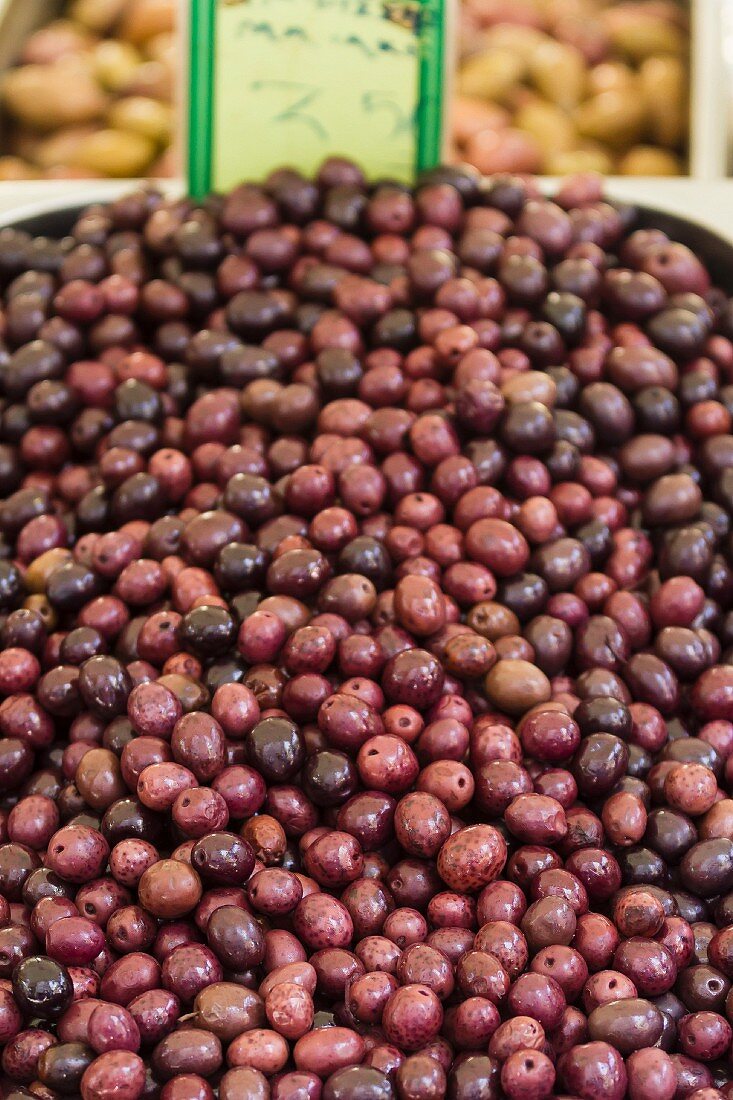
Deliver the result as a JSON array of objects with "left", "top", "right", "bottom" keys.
[{"left": 2, "top": 195, "right": 733, "bottom": 292}]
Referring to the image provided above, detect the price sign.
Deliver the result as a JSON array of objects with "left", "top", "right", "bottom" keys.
[{"left": 188, "top": 0, "right": 449, "bottom": 196}]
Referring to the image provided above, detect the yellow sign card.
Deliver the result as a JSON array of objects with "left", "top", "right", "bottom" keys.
[{"left": 189, "top": 0, "right": 447, "bottom": 195}]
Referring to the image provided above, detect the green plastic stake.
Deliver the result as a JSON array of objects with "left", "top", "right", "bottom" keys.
[{"left": 187, "top": 0, "right": 448, "bottom": 198}]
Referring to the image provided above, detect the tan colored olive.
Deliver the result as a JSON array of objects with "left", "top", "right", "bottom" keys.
[
  {"left": 465, "top": 127, "right": 542, "bottom": 176},
  {"left": 3, "top": 59, "right": 107, "bottom": 130},
  {"left": 602, "top": 7, "right": 687, "bottom": 61},
  {"left": 219, "top": 1069, "right": 269, "bottom": 1100},
  {"left": 576, "top": 89, "right": 646, "bottom": 149},
  {"left": 700, "top": 800, "right": 733, "bottom": 841},
  {"left": 122, "top": 59, "right": 174, "bottom": 102},
  {"left": 501, "top": 371, "right": 557, "bottom": 409},
  {"left": 485, "top": 659, "right": 551, "bottom": 716},
  {"left": 514, "top": 101, "right": 576, "bottom": 167},
  {"left": 664, "top": 763, "right": 718, "bottom": 817},
  {"left": 639, "top": 56, "right": 687, "bottom": 147},
  {"left": 241, "top": 815, "right": 287, "bottom": 866},
  {"left": 120, "top": 0, "right": 176, "bottom": 45},
  {"left": 587, "top": 61, "right": 638, "bottom": 98},
  {"left": 25, "top": 549, "right": 72, "bottom": 594},
  {"left": 138, "top": 859, "right": 203, "bottom": 919},
  {"left": 72, "top": 128, "right": 157, "bottom": 176},
  {"left": 602, "top": 791, "right": 648, "bottom": 847},
  {"left": 547, "top": 146, "right": 614, "bottom": 176},
  {"left": 195, "top": 983, "right": 265, "bottom": 1042},
  {"left": 453, "top": 96, "right": 510, "bottom": 146},
  {"left": 34, "top": 128, "right": 96, "bottom": 170},
  {"left": 71, "top": 0, "right": 128, "bottom": 34},
  {"left": 618, "top": 146, "right": 683, "bottom": 177},
  {"left": 260, "top": 963, "right": 317, "bottom": 1000},
  {"left": 482, "top": 23, "right": 547, "bottom": 62},
  {"left": 0, "top": 156, "right": 39, "bottom": 180},
  {"left": 227, "top": 1029, "right": 289, "bottom": 1076},
  {"left": 21, "top": 20, "right": 94, "bottom": 66},
  {"left": 76, "top": 748, "right": 127, "bottom": 812},
  {"left": 157, "top": 674, "right": 210, "bottom": 713},
  {"left": 141, "top": 30, "right": 177, "bottom": 66},
  {"left": 108, "top": 96, "right": 173, "bottom": 143},
  {"left": 529, "top": 39, "right": 586, "bottom": 109},
  {"left": 467, "top": 601, "right": 520, "bottom": 641},
  {"left": 457, "top": 49, "right": 526, "bottom": 102},
  {"left": 92, "top": 40, "right": 142, "bottom": 92},
  {"left": 293, "top": 1028, "right": 367, "bottom": 1078},
  {"left": 23, "top": 595, "right": 57, "bottom": 632}
]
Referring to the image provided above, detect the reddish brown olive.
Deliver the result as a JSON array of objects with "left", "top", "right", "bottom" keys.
[{"left": 0, "top": 162, "right": 730, "bottom": 1095}]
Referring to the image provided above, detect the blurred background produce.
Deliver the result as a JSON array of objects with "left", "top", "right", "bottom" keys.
[
  {"left": 0, "top": 0, "right": 701, "bottom": 180},
  {"left": 0, "top": 0, "right": 176, "bottom": 180},
  {"left": 454, "top": 0, "right": 690, "bottom": 175}
]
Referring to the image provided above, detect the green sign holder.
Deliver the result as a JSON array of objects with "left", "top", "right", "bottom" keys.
[{"left": 188, "top": 0, "right": 448, "bottom": 198}]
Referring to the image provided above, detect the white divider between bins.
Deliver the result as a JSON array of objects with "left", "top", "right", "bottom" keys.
[{"left": 690, "top": 0, "right": 731, "bottom": 178}]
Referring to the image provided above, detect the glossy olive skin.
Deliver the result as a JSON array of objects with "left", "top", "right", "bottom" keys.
[
  {"left": 13, "top": 956, "right": 73, "bottom": 1019},
  {"left": 587, "top": 998, "right": 664, "bottom": 1054},
  {"left": 0, "top": 162, "right": 732, "bottom": 1097}
]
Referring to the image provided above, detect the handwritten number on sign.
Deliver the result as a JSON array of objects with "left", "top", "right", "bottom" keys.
[
  {"left": 249, "top": 80, "right": 329, "bottom": 139},
  {"left": 236, "top": 20, "right": 310, "bottom": 40},
  {"left": 361, "top": 90, "right": 413, "bottom": 136}
]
